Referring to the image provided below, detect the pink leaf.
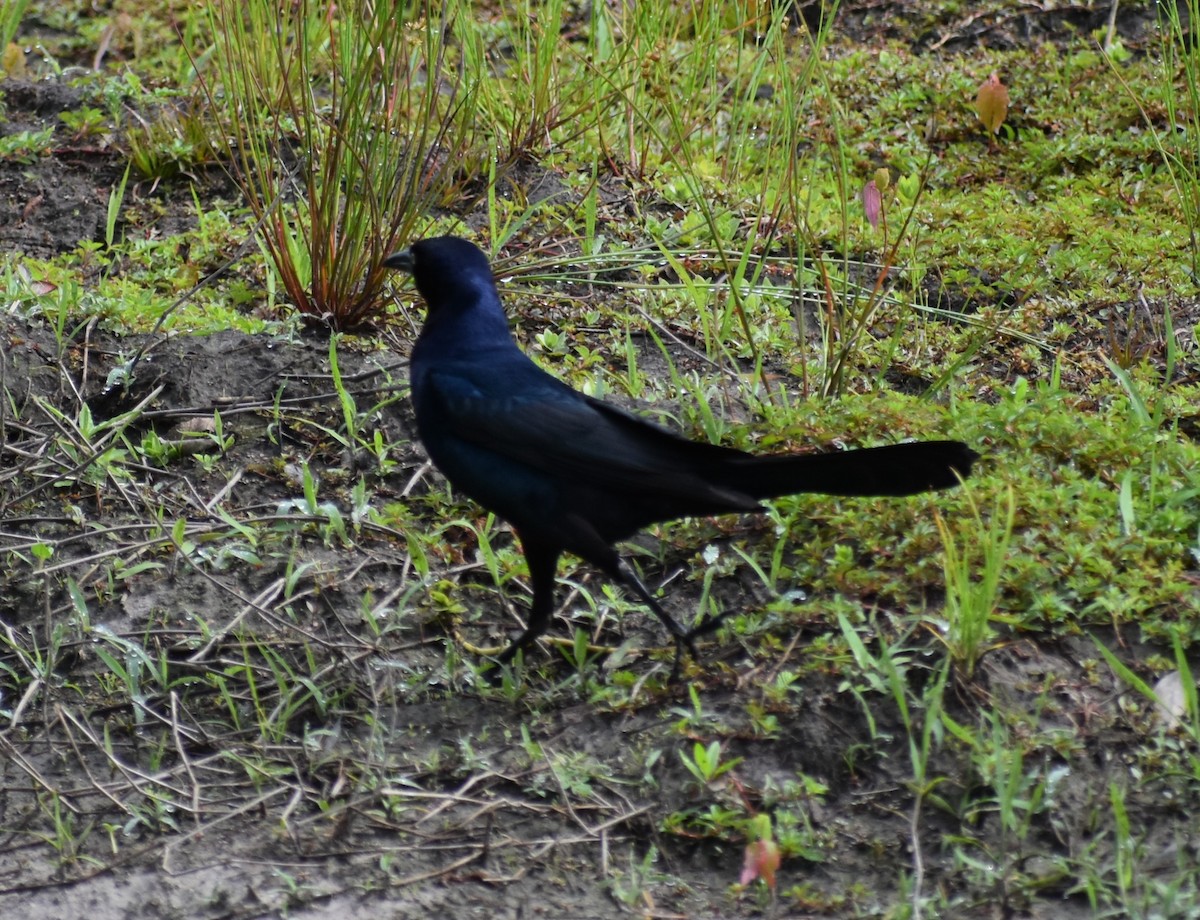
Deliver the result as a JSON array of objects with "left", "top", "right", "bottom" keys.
[
  {"left": 740, "top": 838, "right": 781, "bottom": 891},
  {"left": 862, "top": 179, "right": 882, "bottom": 231}
]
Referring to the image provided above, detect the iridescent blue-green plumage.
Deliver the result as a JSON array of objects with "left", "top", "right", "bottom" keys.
[{"left": 385, "top": 236, "right": 978, "bottom": 669}]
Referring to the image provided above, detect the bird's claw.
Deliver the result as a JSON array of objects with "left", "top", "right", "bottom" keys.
[
  {"left": 684, "top": 608, "right": 737, "bottom": 642},
  {"left": 666, "top": 610, "right": 738, "bottom": 682}
]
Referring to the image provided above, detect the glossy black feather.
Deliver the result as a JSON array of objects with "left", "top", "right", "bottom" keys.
[{"left": 385, "top": 236, "right": 979, "bottom": 669}]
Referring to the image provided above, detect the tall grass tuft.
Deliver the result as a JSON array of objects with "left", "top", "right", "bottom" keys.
[
  {"left": 201, "top": 0, "right": 476, "bottom": 330},
  {"left": 1150, "top": 0, "right": 1200, "bottom": 280}
]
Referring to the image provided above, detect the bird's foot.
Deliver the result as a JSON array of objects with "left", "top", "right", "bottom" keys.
[
  {"left": 684, "top": 608, "right": 738, "bottom": 642},
  {"left": 478, "top": 657, "right": 509, "bottom": 687},
  {"left": 668, "top": 635, "right": 693, "bottom": 684},
  {"left": 475, "top": 634, "right": 530, "bottom": 687},
  {"left": 666, "top": 610, "right": 740, "bottom": 682}
]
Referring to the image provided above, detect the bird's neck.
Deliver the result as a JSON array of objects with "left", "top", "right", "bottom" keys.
[{"left": 414, "top": 298, "right": 513, "bottom": 359}]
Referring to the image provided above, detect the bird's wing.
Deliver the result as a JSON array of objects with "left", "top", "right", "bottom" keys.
[{"left": 422, "top": 365, "right": 757, "bottom": 507}]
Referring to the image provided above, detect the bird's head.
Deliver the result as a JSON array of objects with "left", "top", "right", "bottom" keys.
[{"left": 383, "top": 236, "right": 498, "bottom": 313}]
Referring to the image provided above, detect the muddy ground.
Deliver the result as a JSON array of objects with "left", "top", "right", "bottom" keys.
[{"left": 1, "top": 3, "right": 1198, "bottom": 919}]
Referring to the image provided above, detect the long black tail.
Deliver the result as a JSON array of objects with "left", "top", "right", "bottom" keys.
[{"left": 724, "top": 440, "right": 979, "bottom": 499}]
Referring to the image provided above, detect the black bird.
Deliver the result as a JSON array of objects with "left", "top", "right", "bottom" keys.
[{"left": 384, "top": 236, "right": 978, "bottom": 671}]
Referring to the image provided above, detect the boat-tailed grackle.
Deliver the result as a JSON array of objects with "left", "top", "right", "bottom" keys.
[{"left": 384, "top": 236, "right": 979, "bottom": 672}]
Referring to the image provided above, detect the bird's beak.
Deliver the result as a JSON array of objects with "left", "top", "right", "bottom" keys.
[{"left": 382, "top": 248, "right": 414, "bottom": 272}]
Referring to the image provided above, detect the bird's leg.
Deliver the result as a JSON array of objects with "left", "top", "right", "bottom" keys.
[
  {"left": 571, "top": 517, "right": 707, "bottom": 676},
  {"left": 613, "top": 559, "right": 698, "bottom": 676},
  {"left": 493, "top": 537, "right": 560, "bottom": 667},
  {"left": 615, "top": 558, "right": 740, "bottom": 673},
  {"left": 613, "top": 559, "right": 694, "bottom": 645}
]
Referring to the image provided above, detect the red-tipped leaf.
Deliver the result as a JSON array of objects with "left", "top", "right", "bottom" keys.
[{"left": 975, "top": 72, "right": 1009, "bottom": 135}]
